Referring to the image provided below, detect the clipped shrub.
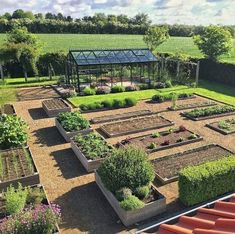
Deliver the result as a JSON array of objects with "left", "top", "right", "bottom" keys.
[
  {"left": 83, "top": 87, "right": 96, "bottom": 96},
  {"left": 179, "top": 156, "right": 235, "bottom": 206},
  {"left": 98, "top": 146, "right": 155, "bottom": 193},
  {"left": 124, "top": 97, "right": 137, "bottom": 107},
  {"left": 96, "top": 86, "right": 111, "bottom": 95},
  {"left": 79, "top": 104, "right": 89, "bottom": 111},
  {"left": 138, "top": 84, "right": 149, "bottom": 90},
  {"left": 125, "top": 85, "right": 138, "bottom": 92},
  {"left": 119, "top": 195, "right": 145, "bottom": 211},
  {"left": 0, "top": 115, "right": 28, "bottom": 149},
  {"left": 113, "top": 99, "right": 126, "bottom": 108},
  {"left": 101, "top": 100, "right": 114, "bottom": 108},
  {"left": 135, "top": 186, "right": 150, "bottom": 199},
  {"left": 115, "top": 187, "right": 132, "bottom": 201},
  {"left": 57, "top": 111, "right": 90, "bottom": 132},
  {"left": 152, "top": 92, "right": 193, "bottom": 103},
  {"left": 111, "top": 85, "right": 125, "bottom": 93}
]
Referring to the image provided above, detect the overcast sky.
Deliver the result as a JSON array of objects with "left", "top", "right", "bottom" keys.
[{"left": 1, "top": 0, "right": 234, "bottom": 25}]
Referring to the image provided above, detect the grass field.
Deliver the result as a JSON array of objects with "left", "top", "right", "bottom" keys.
[
  {"left": 0, "top": 34, "right": 234, "bottom": 64},
  {"left": 69, "top": 80, "right": 235, "bottom": 107}
]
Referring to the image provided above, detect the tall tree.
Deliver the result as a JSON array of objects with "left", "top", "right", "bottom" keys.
[
  {"left": 143, "top": 26, "right": 169, "bottom": 51},
  {"left": 193, "top": 25, "right": 233, "bottom": 60}
]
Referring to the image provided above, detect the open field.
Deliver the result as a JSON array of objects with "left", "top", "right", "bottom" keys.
[{"left": 0, "top": 34, "right": 234, "bottom": 64}]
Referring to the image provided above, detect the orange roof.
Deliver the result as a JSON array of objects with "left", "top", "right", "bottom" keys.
[{"left": 142, "top": 194, "right": 235, "bottom": 234}]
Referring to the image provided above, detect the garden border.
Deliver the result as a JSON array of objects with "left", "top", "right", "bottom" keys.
[
  {"left": 55, "top": 118, "right": 92, "bottom": 142},
  {"left": 100, "top": 115, "right": 174, "bottom": 138},
  {"left": 0, "top": 146, "right": 40, "bottom": 191},
  {"left": 151, "top": 144, "right": 234, "bottom": 185},
  {"left": 206, "top": 121, "right": 235, "bottom": 135},
  {"left": 42, "top": 98, "right": 72, "bottom": 117},
  {"left": 95, "top": 171, "right": 166, "bottom": 227}
]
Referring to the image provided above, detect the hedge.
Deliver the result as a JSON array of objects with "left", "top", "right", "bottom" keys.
[{"left": 179, "top": 156, "right": 235, "bottom": 206}]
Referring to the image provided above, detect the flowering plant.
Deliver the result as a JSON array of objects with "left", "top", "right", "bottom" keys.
[{"left": 0, "top": 204, "right": 61, "bottom": 234}]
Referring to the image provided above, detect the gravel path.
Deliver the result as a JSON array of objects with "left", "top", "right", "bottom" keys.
[{"left": 13, "top": 89, "right": 235, "bottom": 234}]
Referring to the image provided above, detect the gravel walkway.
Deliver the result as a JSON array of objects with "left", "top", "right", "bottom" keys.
[{"left": 13, "top": 88, "right": 235, "bottom": 234}]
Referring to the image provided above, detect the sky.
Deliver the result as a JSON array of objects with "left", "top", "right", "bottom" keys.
[{"left": 0, "top": 0, "right": 235, "bottom": 25}]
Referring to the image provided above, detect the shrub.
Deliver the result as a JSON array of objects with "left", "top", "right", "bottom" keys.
[
  {"left": 148, "top": 142, "right": 157, "bottom": 149},
  {"left": 4, "top": 183, "right": 28, "bottom": 215},
  {"left": 134, "top": 186, "right": 150, "bottom": 199},
  {"left": 179, "top": 156, "right": 235, "bottom": 206},
  {"left": 96, "top": 86, "right": 111, "bottom": 95},
  {"left": 73, "top": 132, "right": 113, "bottom": 160},
  {"left": 115, "top": 187, "right": 132, "bottom": 201},
  {"left": 152, "top": 92, "right": 193, "bottom": 103},
  {"left": 83, "top": 87, "right": 96, "bottom": 96},
  {"left": 113, "top": 99, "right": 126, "bottom": 108},
  {"left": 125, "top": 85, "right": 138, "bottom": 92},
  {"left": 0, "top": 204, "right": 61, "bottom": 234},
  {"left": 98, "top": 146, "right": 155, "bottom": 193},
  {"left": 57, "top": 112, "right": 90, "bottom": 132},
  {"left": 111, "top": 85, "right": 125, "bottom": 93},
  {"left": 124, "top": 97, "right": 137, "bottom": 107},
  {"left": 119, "top": 195, "right": 145, "bottom": 211},
  {"left": 152, "top": 132, "right": 160, "bottom": 138},
  {"left": 155, "top": 82, "right": 166, "bottom": 89},
  {"left": 0, "top": 115, "right": 28, "bottom": 149},
  {"left": 102, "top": 100, "right": 114, "bottom": 108},
  {"left": 218, "top": 120, "right": 232, "bottom": 130},
  {"left": 138, "top": 84, "right": 149, "bottom": 90},
  {"left": 27, "top": 187, "right": 46, "bottom": 205},
  {"left": 79, "top": 104, "right": 89, "bottom": 111},
  {"left": 165, "top": 80, "right": 172, "bottom": 88}
]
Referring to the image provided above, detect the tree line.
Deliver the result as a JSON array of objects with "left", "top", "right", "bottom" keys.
[{"left": 0, "top": 9, "right": 234, "bottom": 36}]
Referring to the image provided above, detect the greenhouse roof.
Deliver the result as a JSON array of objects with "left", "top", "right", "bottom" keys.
[{"left": 69, "top": 48, "right": 158, "bottom": 66}]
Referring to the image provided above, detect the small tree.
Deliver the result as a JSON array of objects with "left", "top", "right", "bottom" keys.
[
  {"left": 143, "top": 26, "right": 169, "bottom": 52},
  {"left": 193, "top": 25, "right": 233, "bottom": 61}
]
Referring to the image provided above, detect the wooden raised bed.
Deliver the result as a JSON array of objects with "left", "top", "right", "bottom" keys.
[
  {"left": 95, "top": 171, "right": 166, "bottom": 227},
  {"left": 206, "top": 119, "right": 235, "bottom": 135},
  {"left": 0, "top": 104, "right": 16, "bottom": 115},
  {"left": 151, "top": 144, "right": 233, "bottom": 184},
  {"left": 168, "top": 101, "right": 217, "bottom": 111},
  {"left": 0, "top": 147, "right": 40, "bottom": 191},
  {"left": 91, "top": 110, "right": 153, "bottom": 124},
  {"left": 42, "top": 98, "right": 71, "bottom": 117},
  {"left": 70, "top": 137, "right": 113, "bottom": 172},
  {"left": 55, "top": 118, "right": 92, "bottom": 142},
  {"left": 117, "top": 128, "right": 202, "bottom": 153},
  {"left": 0, "top": 184, "right": 60, "bottom": 233},
  {"left": 100, "top": 114, "right": 174, "bottom": 138}
]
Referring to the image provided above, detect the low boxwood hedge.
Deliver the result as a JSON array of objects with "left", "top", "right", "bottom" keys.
[{"left": 179, "top": 156, "right": 235, "bottom": 206}]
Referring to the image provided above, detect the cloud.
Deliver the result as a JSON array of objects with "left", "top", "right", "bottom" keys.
[{"left": 0, "top": 0, "right": 234, "bottom": 25}]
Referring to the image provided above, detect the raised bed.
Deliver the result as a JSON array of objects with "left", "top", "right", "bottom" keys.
[
  {"left": 168, "top": 101, "right": 217, "bottom": 111},
  {"left": 42, "top": 98, "right": 71, "bottom": 117},
  {"left": 0, "top": 147, "right": 40, "bottom": 191},
  {"left": 206, "top": 119, "right": 235, "bottom": 135},
  {"left": 151, "top": 144, "right": 233, "bottom": 184},
  {"left": 71, "top": 134, "right": 113, "bottom": 172},
  {"left": 0, "top": 104, "right": 16, "bottom": 115},
  {"left": 55, "top": 118, "right": 92, "bottom": 142},
  {"left": 0, "top": 184, "right": 60, "bottom": 233},
  {"left": 100, "top": 114, "right": 174, "bottom": 138},
  {"left": 151, "top": 94, "right": 196, "bottom": 103},
  {"left": 95, "top": 171, "right": 166, "bottom": 227},
  {"left": 91, "top": 110, "right": 153, "bottom": 124},
  {"left": 117, "top": 127, "right": 202, "bottom": 153}
]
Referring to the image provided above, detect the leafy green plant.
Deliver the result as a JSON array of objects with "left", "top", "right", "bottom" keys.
[
  {"left": 188, "top": 133, "right": 198, "bottom": 140},
  {"left": 119, "top": 195, "right": 145, "bottom": 211},
  {"left": 152, "top": 92, "right": 193, "bottom": 103},
  {"left": 113, "top": 99, "right": 126, "bottom": 108},
  {"left": 0, "top": 115, "right": 28, "bottom": 149},
  {"left": 176, "top": 137, "right": 184, "bottom": 142},
  {"left": 111, "top": 85, "right": 125, "bottom": 93},
  {"left": 115, "top": 187, "right": 132, "bottom": 201},
  {"left": 134, "top": 186, "right": 150, "bottom": 199},
  {"left": 73, "top": 132, "right": 113, "bottom": 160},
  {"left": 4, "top": 183, "right": 29, "bottom": 215},
  {"left": 148, "top": 142, "right": 157, "bottom": 149},
  {"left": 57, "top": 111, "right": 90, "bottom": 132},
  {"left": 124, "top": 97, "right": 137, "bottom": 107},
  {"left": 98, "top": 146, "right": 155, "bottom": 193},
  {"left": 101, "top": 100, "right": 113, "bottom": 108},
  {"left": 179, "top": 156, "right": 235, "bottom": 206},
  {"left": 218, "top": 120, "right": 232, "bottom": 130},
  {"left": 27, "top": 187, "right": 46, "bottom": 205},
  {"left": 171, "top": 93, "right": 178, "bottom": 110},
  {"left": 83, "top": 87, "right": 96, "bottom": 96},
  {"left": 152, "top": 132, "right": 160, "bottom": 138}
]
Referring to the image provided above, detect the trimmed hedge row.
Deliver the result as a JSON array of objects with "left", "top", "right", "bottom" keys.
[
  {"left": 179, "top": 156, "right": 235, "bottom": 206},
  {"left": 79, "top": 97, "right": 137, "bottom": 112},
  {"left": 152, "top": 92, "right": 194, "bottom": 103}
]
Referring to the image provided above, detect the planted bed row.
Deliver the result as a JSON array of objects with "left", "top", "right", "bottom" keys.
[
  {"left": 206, "top": 118, "right": 235, "bottom": 135},
  {"left": 152, "top": 92, "right": 195, "bottom": 103}
]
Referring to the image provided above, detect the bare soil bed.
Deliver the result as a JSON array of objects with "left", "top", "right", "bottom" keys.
[
  {"left": 117, "top": 127, "right": 202, "bottom": 153},
  {"left": 91, "top": 109, "right": 153, "bottom": 124},
  {"left": 206, "top": 119, "right": 235, "bottom": 135},
  {"left": 0, "top": 147, "right": 39, "bottom": 190},
  {"left": 42, "top": 99, "right": 68, "bottom": 110},
  {"left": 152, "top": 144, "right": 233, "bottom": 184},
  {"left": 0, "top": 104, "right": 15, "bottom": 115},
  {"left": 100, "top": 114, "right": 174, "bottom": 137},
  {"left": 168, "top": 101, "right": 216, "bottom": 111}
]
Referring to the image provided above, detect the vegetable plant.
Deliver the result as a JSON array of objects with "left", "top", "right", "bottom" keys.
[{"left": 57, "top": 111, "right": 90, "bottom": 132}]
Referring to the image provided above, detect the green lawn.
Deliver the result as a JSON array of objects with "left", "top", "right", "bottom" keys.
[
  {"left": 0, "top": 34, "right": 234, "bottom": 64},
  {"left": 0, "top": 87, "right": 17, "bottom": 106},
  {"left": 68, "top": 81, "right": 235, "bottom": 107},
  {"left": 0, "top": 77, "right": 58, "bottom": 88}
]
